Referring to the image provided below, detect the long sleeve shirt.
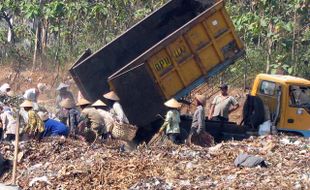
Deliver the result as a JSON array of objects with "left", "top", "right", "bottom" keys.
[
  {"left": 55, "top": 91, "right": 75, "bottom": 111},
  {"left": 80, "top": 107, "right": 106, "bottom": 135},
  {"left": 57, "top": 108, "right": 79, "bottom": 134},
  {"left": 80, "top": 108, "right": 103, "bottom": 125},
  {"left": 42, "top": 119, "right": 69, "bottom": 138},
  {"left": 111, "top": 102, "right": 129, "bottom": 124},
  {"left": 97, "top": 109, "right": 114, "bottom": 132},
  {"left": 24, "top": 110, "right": 44, "bottom": 135},
  {"left": 1, "top": 108, "right": 17, "bottom": 135},
  {"left": 191, "top": 105, "right": 205, "bottom": 133},
  {"left": 161, "top": 110, "right": 180, "bottom": 134},
  {"left": 23, "top": 88, "right": 38, "bottom": 102}
]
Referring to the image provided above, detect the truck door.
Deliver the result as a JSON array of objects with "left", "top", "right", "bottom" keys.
[
  {"left": 256, "top": 80, "right": 280, "bottom": 118},
  {"left": 283, "top": 85, "right": 310, "bottom": 135}
]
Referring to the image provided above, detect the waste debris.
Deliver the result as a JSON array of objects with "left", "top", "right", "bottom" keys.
[
  {"left": 0, "top": 135, "right": 309, "bottom": 189},
  {"left": 0, "top": 94, "right": 24, "bottom": 108}
]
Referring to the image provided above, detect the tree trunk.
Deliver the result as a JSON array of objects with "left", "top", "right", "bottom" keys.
[
  {"left": 292, "top": 8, "right": 298, "bottom": 75},
  {"left": 32, "top": 0, "right": 44, "bottom": 71},
  {"left": 1, "top": 11, "right": 15, "bottom": 43},
  {"left": 42, "top": 20, "right": 49, "bottom": 52},
  {"left": 32, "top": 19, "right": 42, "bottom": 71},
  {"left": 266, "top": 22, "right": 273, "bottom": 74}
]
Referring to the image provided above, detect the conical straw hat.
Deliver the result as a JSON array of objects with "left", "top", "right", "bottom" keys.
[
  {"left": 103, "top": 91, "right": 120, "bottom": 101},
  {"left": 195, "top": 94, "right": 206, "bottom": 105},
  {"left": 164, "top": 98, "right": 182, "bottom": 109},
  {"left": 92, "top": 100, "right": 107, "bottom": 107},
  {"left": 60, "top": 98, "right": 75, "bottom": 109},
  {"left": 20, "top": 100, "right": 33, "bottom": 108},
  {"left": 76, "top": 98, "right": 91, "bottom": 106}
]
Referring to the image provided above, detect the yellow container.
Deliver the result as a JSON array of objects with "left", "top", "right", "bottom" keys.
[{"left": 142, "top": 1, "right": 244, "bottom": 99}]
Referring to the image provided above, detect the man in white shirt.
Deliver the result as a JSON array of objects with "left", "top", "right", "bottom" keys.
[{"left": 23, "top": 88, "right": 39, "bottom": 102}]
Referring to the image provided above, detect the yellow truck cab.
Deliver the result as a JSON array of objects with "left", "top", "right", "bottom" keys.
[{"left": 251, "top": 74, "right": 310, "bottom": 137}]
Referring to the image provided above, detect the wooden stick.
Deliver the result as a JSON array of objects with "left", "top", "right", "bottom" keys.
[{"left": 12, "top": 112, "right": 20, "bottom": 185}]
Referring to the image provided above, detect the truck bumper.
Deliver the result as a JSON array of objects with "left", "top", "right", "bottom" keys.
[{"left": 279, "top": 128, "right": 310, "bottom": 138}]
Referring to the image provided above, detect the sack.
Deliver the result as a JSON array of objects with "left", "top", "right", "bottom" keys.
[
  {"left": 111, "top": 122, "right": 137, "bottom": 141},
  {"left": 258, "top": 120, "right": 271, "bottom": 136}
]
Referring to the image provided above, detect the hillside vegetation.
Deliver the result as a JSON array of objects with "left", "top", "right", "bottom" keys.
[{"left": 0, "top": 0, "right": 309, "bottom": 79}]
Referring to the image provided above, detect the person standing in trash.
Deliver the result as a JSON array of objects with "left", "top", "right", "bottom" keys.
[
  {"left": 92, "top": 100, "right": 114, "bottom": 138},
  {"left": 159, "top": 98, "right": 182, "bottom": 144},
  {"left": 187, "top": 94, "right": 214, "bottom": 147},
  {"left": 20, "top": 100, "right": 44, "bottom": 140},
  {"left": 208, "top": 84, "right": 239, "bottom": 122},
  {"left": 23, "top": 83, "right": 47, "bottom": 112},
  {"left": 0, "top": 104, "right": 17, "bottom": 141},
  {"left": 55, "top": 83, "right": 75, "bottom": 112},
  {"left": 37, "top": 112, "right": 69, "bottom": 138},
  {"left": 77, "top": 98, "right": 106, "bottom": 142},
  {"left": 57, "top": 98, "right": 80, "bottom": 136},
  {"left": 103, "top": 91, "right": 129, "bottom": 124}
]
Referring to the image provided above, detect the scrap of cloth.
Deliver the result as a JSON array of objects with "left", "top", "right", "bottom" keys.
[{"left": 234, "top": 153, "right": 267, "bottom": 168}]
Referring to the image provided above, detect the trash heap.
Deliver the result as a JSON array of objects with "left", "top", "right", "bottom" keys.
[
  {"left": 0, "top": 135, "right": 309, "bottom": 189},
  {"left": 0, "top": 93, "right": 23, "bottom": 108}
]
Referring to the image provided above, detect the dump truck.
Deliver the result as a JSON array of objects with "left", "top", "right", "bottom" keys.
[
  {"left": 70, "top": 0, "right": 245, "bottom": 127},
  {"left": 70, "top": 0, "right": 224, "bottom": 101},
  {"left": 108, "top": 1, "right": 244, "bottom": 127},
  {"left": 70, "top": 0, "right": 310, "bottom": 141}
]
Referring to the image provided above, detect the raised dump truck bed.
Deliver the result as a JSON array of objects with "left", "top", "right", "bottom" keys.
[
  {"left": 108, "top": 1, "right": 245, "bottom": 126},
  {"left": 70, "top": 0, "right": 218, "bottom": 101}
]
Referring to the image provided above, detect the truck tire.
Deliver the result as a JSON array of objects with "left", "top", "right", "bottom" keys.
[{"left": 243, "top": 95, "right": 265, "bottom": 129}]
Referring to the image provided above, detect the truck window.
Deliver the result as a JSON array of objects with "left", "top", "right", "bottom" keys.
[
  {"left": 260, "top": 81, "right": 276, "bottom": 96},
  {"left": 289, "top": 85, "right": 310, "bottom": 108}
]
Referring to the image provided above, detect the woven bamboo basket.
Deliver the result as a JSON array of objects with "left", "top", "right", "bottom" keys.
[{"left": 111, "top": 122, "right": 137, "bottom": 141}]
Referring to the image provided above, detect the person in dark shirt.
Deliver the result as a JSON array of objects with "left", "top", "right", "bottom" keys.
[{"left": 57, "top": 98, "right": 79, "bottom": 136}]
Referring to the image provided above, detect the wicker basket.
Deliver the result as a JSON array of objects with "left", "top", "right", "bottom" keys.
[{"left": 111, "top": 122, "right": 137, "bottom": 141}]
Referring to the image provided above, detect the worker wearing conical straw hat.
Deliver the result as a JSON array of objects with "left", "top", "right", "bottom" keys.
[
  {"left": 159, "top": 98, "right": 182, "bottom": 144},
  {"left": 92, "top": 100, "right": 114, "bottom": 135},
  {"left": 103, "top": 91, "right": 129, "bottom": 124},
  {"left": 187, "top": 94, "right": 214, "bottom": 147},
  {"left": 57, "top": 98, "right": 80, "bottom": 136},
  {"left": 20, "top": 100, "right": 44, "bottom": 140},
  {"left": 76, "top": 98, "right": 106, "bottom": 143},
  {"left": 55, "top": 82, "right": 75, "bottom": 112}
]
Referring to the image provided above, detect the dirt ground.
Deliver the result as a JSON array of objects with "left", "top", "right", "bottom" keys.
[{"left": 0, "top": 65, "right": 79, "bottom": 112}]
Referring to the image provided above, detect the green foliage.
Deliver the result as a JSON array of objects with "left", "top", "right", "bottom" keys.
[
  {"left": 0, "top": 0, "right": 309, "bottom": 80},
  {"left": 227, "top": 0, "right": 309, "bottom": 78}
]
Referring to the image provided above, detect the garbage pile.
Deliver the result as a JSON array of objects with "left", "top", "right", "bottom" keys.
[
  {"left": 0, "top": 93, "right": 23, "bottom": 108},
  {"left": 0, "top": 135, "right": 309, "bottom": 189}
]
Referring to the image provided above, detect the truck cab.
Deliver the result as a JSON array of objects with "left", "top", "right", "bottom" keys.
[{"left": 251, "top": 74, "right": 310, "bottom": 137}]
